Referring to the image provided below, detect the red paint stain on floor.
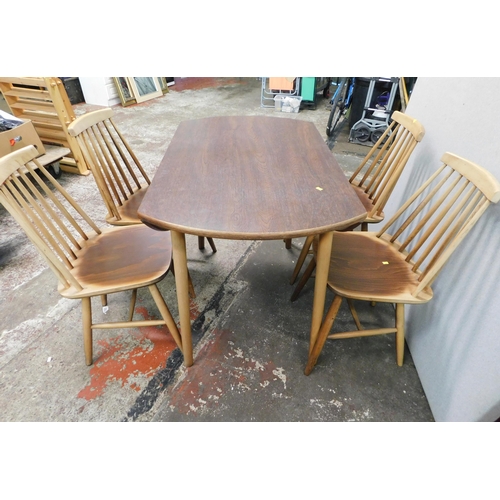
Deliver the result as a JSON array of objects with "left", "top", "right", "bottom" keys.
[
  {"left": 78, "top": 305, "right": 180, "bottom": 400},
  {"left": 189, "top": 297, "right": 200, "bottom": 321},
  {"left": 167, "top": 329, "right": 287, "bottom": 415}
]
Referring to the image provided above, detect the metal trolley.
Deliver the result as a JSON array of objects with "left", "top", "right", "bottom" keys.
[
  {"left": 349, "top": 77, "right": 400, "bottom": 145},
  {"left": 260, "top": 77, "right": 301, "bottom": 108}
]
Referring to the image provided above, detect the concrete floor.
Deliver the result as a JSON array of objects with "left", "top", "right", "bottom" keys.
[{"left": 0, "top": 78, "right": 434, "bottom": 421}]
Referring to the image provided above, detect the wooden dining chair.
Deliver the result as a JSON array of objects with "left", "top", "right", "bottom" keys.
[
  {"left": 290, "top": 111, "right": 425, "bottom": 301},
  {"left": 0, "top": 146, "right": 185, "bottom": 366},
  {"left": 304, "top": 152, "right": 500, "bottom": 375},
  {"left": 67, "top": 107, "right": 217, "bottom": 252}
]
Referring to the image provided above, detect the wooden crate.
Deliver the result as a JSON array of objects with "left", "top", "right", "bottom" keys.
[{"left": 0, "top": 77, "right": 89, "bottom": 175}]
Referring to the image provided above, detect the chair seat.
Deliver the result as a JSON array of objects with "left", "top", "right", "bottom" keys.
[
  {"left": 60, "top": 225, "right": 172, "bottom": 298},
  {"left": 328, "top": 231, "right": 433, "bottom": 304},
  {"left": 107, "top": 186, "right": 149, "bottom": 225},
  {"left": 351, "top": 185, "right": 384, "bottom": 224}
]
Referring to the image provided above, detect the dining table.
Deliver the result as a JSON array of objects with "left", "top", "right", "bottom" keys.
[{"left": 138, "top": 115, "right": 367, "bottom": 367}]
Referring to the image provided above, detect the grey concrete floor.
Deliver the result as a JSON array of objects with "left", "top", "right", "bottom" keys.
[{"left": 0, "top": 78, "right": 434, "bottom": 421}]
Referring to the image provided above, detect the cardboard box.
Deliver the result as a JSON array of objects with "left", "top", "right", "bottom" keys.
[{"left": 0, "top": 119, "right": 46, "bottom": 158}]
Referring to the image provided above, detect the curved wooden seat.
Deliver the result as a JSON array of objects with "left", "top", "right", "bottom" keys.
[
  {"left": 105, "top": 186, "right": 149, "bottom": 226},
  {"left": 327, "top": 231, "right": 433, "bottom": 304},
  {"left": 350, "top": 185, "right": 385, "bottom": 225},
  {"left": 67, "top": 225, "right": 171, "bottom": 297}
]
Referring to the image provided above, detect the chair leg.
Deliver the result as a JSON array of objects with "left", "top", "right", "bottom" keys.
[
  {"left": 290, "top": 235, "right": 315, "bottom": 285},
  {"left": 207, "top": 237, "right": 217, "bottom": 253},
  {"left": 291, "top": 255, "right": 317, "bottom": 302},
  {"left": 82, "top": 297, "right": 93, "bottom": 366},
  {"left": 148, "top": 284, "right": 183, "bottom": 351},
  {"left": 128, "top": 289, "right": 137, "bottom": 322},
  {"left": 284, "top": 238, "right": 292, "bottom": 249},
  {"left": 199, "top": 236, "right": 217, "bottom": 253},
  {"left": 305, "top": 294, "right": 343, "bottom": 375},
  {"left": 361, "top": 224, "right": 379, "bottom": 308},
  {"left": 187, "top": 270, "right": 196, "bottom": 298},
  {"left": 100, "top": 295, "right": 107, "bottom": 307},
  {"left": 171, "top": 260, "right": 196, "bottom": 298},
  {"left": 395, "top": 303, "right": 405, "bottom": 366},
  {"left": 347, "top": 299, "right": 363, "bottom": 331}
]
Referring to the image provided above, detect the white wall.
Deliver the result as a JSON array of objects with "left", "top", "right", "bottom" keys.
[{"left": 385, "top": 78, "right": 500, "bottom": 421}]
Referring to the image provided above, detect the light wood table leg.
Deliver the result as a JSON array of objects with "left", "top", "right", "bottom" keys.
[
  {"left": 170, "top": 230, "right": 193, "bottom": 366},
  {"left": 309, "top": 231, "right": 333, "bottom": 355}
]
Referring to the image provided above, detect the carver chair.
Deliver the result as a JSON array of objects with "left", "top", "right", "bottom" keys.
[
  {"left": 67, "top": 107, "right": 217, "bottom": 252},
  {"left": 290, "top": 111, "right": 425, "bottom": 301},
  {"left": 304, "top": 152, "right": 500, "bottom": 375},
  {"left": 0, "top": 146, "right": 184, "bottom": 366}
]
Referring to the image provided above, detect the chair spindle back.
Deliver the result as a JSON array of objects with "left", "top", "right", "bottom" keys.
[
  {"left": 349, "top": 111, "right": 426, "bottom": 220},
  {"left": 68, "top": 108, "right": 151, "bottom": 223},
  {"left": 0, "top": 146, "right": 101, "bottom": 291},
  {"left": 376, "top": 152, "right": 500, "bottom": 295}
]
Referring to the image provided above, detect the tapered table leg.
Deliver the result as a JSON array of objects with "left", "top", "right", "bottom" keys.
[
  {"left": 309, "top": 231, "right": 333, "bottom": 355},
  {"left": 170, "top": 230, "right": 193, "bottom": 366}
]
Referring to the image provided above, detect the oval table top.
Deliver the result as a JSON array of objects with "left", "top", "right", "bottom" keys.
[{"left": 139, "top": 115, "right": 366, "bottom": 239}]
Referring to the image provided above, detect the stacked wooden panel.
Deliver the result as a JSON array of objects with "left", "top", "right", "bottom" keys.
[{"left": 0, "top": 77, "right": 89, "bottom": 175}]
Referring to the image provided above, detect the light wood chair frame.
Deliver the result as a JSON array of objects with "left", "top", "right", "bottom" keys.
[
  {"left": 305, "top": 152, "right": 500, "bottom": 375},
  {"left": 290, "top": 111, "right": 426, "bottom": 301},
  {"left": 67, "top": 107, "right": 217, "bottom": 254},
  {"left": 0, "top": 146, "right": 184, "bottom": 366}
]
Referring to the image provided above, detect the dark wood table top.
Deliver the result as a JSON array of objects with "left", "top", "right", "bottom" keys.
[{"left": 139, "top": 116, "right": 366, "bottom": 239}]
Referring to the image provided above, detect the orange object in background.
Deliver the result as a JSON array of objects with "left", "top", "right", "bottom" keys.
[
  {"left": 269, "top": 77, "right": 296, "bottom": 91},
  {"left": 0, "top": 120, "right": 45, "bottom": 157}
]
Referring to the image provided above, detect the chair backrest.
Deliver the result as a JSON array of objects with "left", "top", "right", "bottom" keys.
[
  {"left": 67, "top": 108, "right": 151, "bottom": 224},
  {"left": 349, "top": 111, "right": 425, "bottom": 219},
  {"left": 0, "top": 146, "right": 101, "bottom": 293},
  {"left": 377, "top": 152, "right": 500, "bottom": 296}
]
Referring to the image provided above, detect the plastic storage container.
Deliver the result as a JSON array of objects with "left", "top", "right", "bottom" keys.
[
  {"left": 281, "top": 96, "right": 302, "bottom": 113},
  {"left": 274, "top": 95, "right": 284, "bottom": 111}
]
